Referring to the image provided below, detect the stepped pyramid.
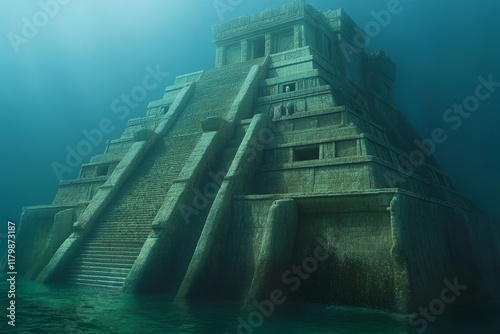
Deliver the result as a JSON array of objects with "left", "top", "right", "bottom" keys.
[{"left": 5, "top": 1, "right": 499, "bottom": 312}]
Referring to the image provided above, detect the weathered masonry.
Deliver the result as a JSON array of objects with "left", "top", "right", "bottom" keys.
[{"left": 4, "top": 1, "right": 499, "bottom": 313}]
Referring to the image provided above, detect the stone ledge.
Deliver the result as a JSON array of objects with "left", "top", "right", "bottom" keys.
[
  {"left": 18, "top": 205, "right": 80, "bottom": 219},
  {"left": 261, "top": 69, "right": 319, "bottom": 86},
  {"left": 235, "top": 186, "right": 472, "bottom": 215},
  {"left": 270, "top": 105, "right": 346, "bottom": 118},
  {"left": 81, "top": 159, "right": 121, "bottom": 168},
  {"left": 171, "top": 71, "right": 203, "bottom": 86},
  {"left": 59, "top": 176, "right": 108, "bottom": 186},
  {"left": 127, "top": 115, "right": 162, "bottom": 127},
  {"left": 259, "top": 155, "right": 373, "bottom": 172},
  {"left": 107, "top": 137, "right": 135, "bottom": 145},
  {"left": 233, "top": 188, "right": 458, "bottom": 212},
  {"left": 268, "top": 130, "right": 360, "bottom": 149},
  {"left": 201, "top": 117, "right": 230, "bottom": 132},
  {"left": 134, "top": 129, "right": 156, "bottom": 142},
  {"left": 257, "top": 84, "right": 332, "bottom": 104},
  {"left": 88, "top": 154, "right": 123, "bottom": 164},
  {"left": 268, "top": 53, "right": 314, "bottom": 69},
  {"left": 212, "top": 2, "right": 325, "bottom": 42},
  {"left": 147, "top": 99, "right": 171, "bottom": 109}
]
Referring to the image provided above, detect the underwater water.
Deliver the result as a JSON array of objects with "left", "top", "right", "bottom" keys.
[{"left": 1, "top": 277, "right": 499, "bottom": 334}]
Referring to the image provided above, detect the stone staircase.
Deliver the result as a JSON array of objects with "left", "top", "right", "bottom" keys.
[
  {"left": 168, "top": 59, "right": 263, "bottom": 137},
  {"left": 61, "top": 135, "right": 199, "bottom": 288},
  {"left": 59, "top": 60, "right": 261, "bottom": 289}
]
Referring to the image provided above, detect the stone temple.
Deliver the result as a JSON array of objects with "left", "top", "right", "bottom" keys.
[{"left": 4, "top": 1, "right": 500, "bottom": 313}]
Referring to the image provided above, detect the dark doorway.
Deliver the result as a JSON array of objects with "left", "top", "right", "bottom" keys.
[{"left": 251, "top": 36, "right": 266, "bottom": 59}]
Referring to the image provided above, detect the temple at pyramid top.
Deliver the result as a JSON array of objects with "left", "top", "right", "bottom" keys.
[{"left": 212, "top": 1, "right": 395, "bottom": 95}]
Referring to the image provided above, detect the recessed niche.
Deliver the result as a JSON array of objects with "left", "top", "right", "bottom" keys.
[
  {"left": 293, "top": 146, "right": 320, "bottom": 162},
  {"left": 283, "top": 83, "right": 296, "bottom": 93},
  {"left": 251, "top": 36, "right": 266, "bottom": 59},
  {"left": 274, "top": 28, "right": 294, "bottom": 53},
  {"left": 96, "top": 165, "right": 109, "bottom": 177},
  {"left": 335, "top": 140, "right": 358, "bottom": 158}
]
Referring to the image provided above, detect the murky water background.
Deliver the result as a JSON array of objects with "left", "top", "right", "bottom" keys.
[{"left": 1, "top": 276, "right": 498, "bottom": 334}]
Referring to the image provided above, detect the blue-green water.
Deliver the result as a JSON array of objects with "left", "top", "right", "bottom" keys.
[{"left": 1, "top": 277, "right": 499, "bottom": 334}]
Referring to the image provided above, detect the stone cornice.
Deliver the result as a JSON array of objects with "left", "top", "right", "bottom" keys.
[{"left": 211, "top": 1, "right": 336, "bottom": 43}]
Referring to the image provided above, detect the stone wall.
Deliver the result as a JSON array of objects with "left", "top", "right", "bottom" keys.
[
  {"left": 222, "top": 192, "right": 404, "bottom": 310},
  {"left": 294, "top": 207, "right": 395, "bottom": 308},
  {"left": 53, "top": 178, "right": 106, "bottom": 205},
  {"left": 1, "top": 205, "right": 80, "bottom": 279},
  {"left": 221, "top": 198, "right": 276, "bottom": 299},
  {"left": 395, "top": 193, "right": 500, "bottom": 309},
  {"left": 257, "top": 162, "right": 372, "bottom": 194}
]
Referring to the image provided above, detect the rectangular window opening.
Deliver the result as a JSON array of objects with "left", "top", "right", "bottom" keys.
[
  {"left": 252, "top": 36, "right": 266, "bottom": 59},
  {"left": 160, "top": 105, "right": 170, "bottom": 114},
  {"left": 283, "top": 83, "right": 296, "bottom": 93},
  {"left": 96, "top": 165, "right": 109, "bottom": 177},
  {"left": 293, "top": 146, "right": 320, "bottom": 162}
]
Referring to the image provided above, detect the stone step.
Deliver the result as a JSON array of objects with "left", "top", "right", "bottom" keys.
[
  {"left": 74, "top": 252, "right": 137, "bottom": 259},
  {"left": 92, "top": 225, "right": 152, "bottom": 231},
  {"left": 90, "top": 231, "right": 151, "bottom": 236},
  {"left": 196, "top": 81, "right": 238, "bottom": 89},
  {"left": 94, "top": 217, "right": 154, "bottom": 222},
  {"left": 88, "top": 231, "right": 151, "bottom": 238},
  {"left": 85, "top": 240, "right": 145, "bottom": 247},
  {"left": 91, "top": 224, "right": 150, "bottom": 229},
  {"left": 101, "top": 209, "right": 162, "bottom": 216},
  {"left": 67, "top": 265, "right": 133, "bottom": 274},
  {"left": 88, "top": 235, "right": 150, "bottom": 241},
  {"left": 68, "top": 261, "right": 133, "bottom": 270},
  {"left": 79, "top": 249, "right": 139, "bottom": 256},
  {"left": 76, "top": 253, "right": 139, "bottom": 261},
  {"left": 93, "top": 222, "right": 153, "bottom": 228},
  {"left": 67, "top": 266, "right": 130, "bottom": 276},
  {"left": 66, "top": 273, "right": 128, "bottom": 282},
  {"left": 72, "top": 256, "right": 137, "bottom": 265},
  {"left": 89, "top": 231, "right": 151, "bottom": 236},
  {"left": 65, "top": 274, "right": 128, "bottom": 284},
  {"left": 93, "top": 222, "right": 151, "bottom": 231},
  {"left": 89, "top": 229, "right": 151, "bottom": 235},
  {"left": 83, "top": 245, "right": 143, "bottom": 252},
  {"left": 62, "top": 276, "right": 125, "bottom": 288},
  {"left": 64, "top": 281, "right": 122, "bottom": 289},
  {"left": 87, "top": 238, "right": 149, "bottom": 245},
  {"left": 195, "top": 90, "right": 239, "bottom": 100}
]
